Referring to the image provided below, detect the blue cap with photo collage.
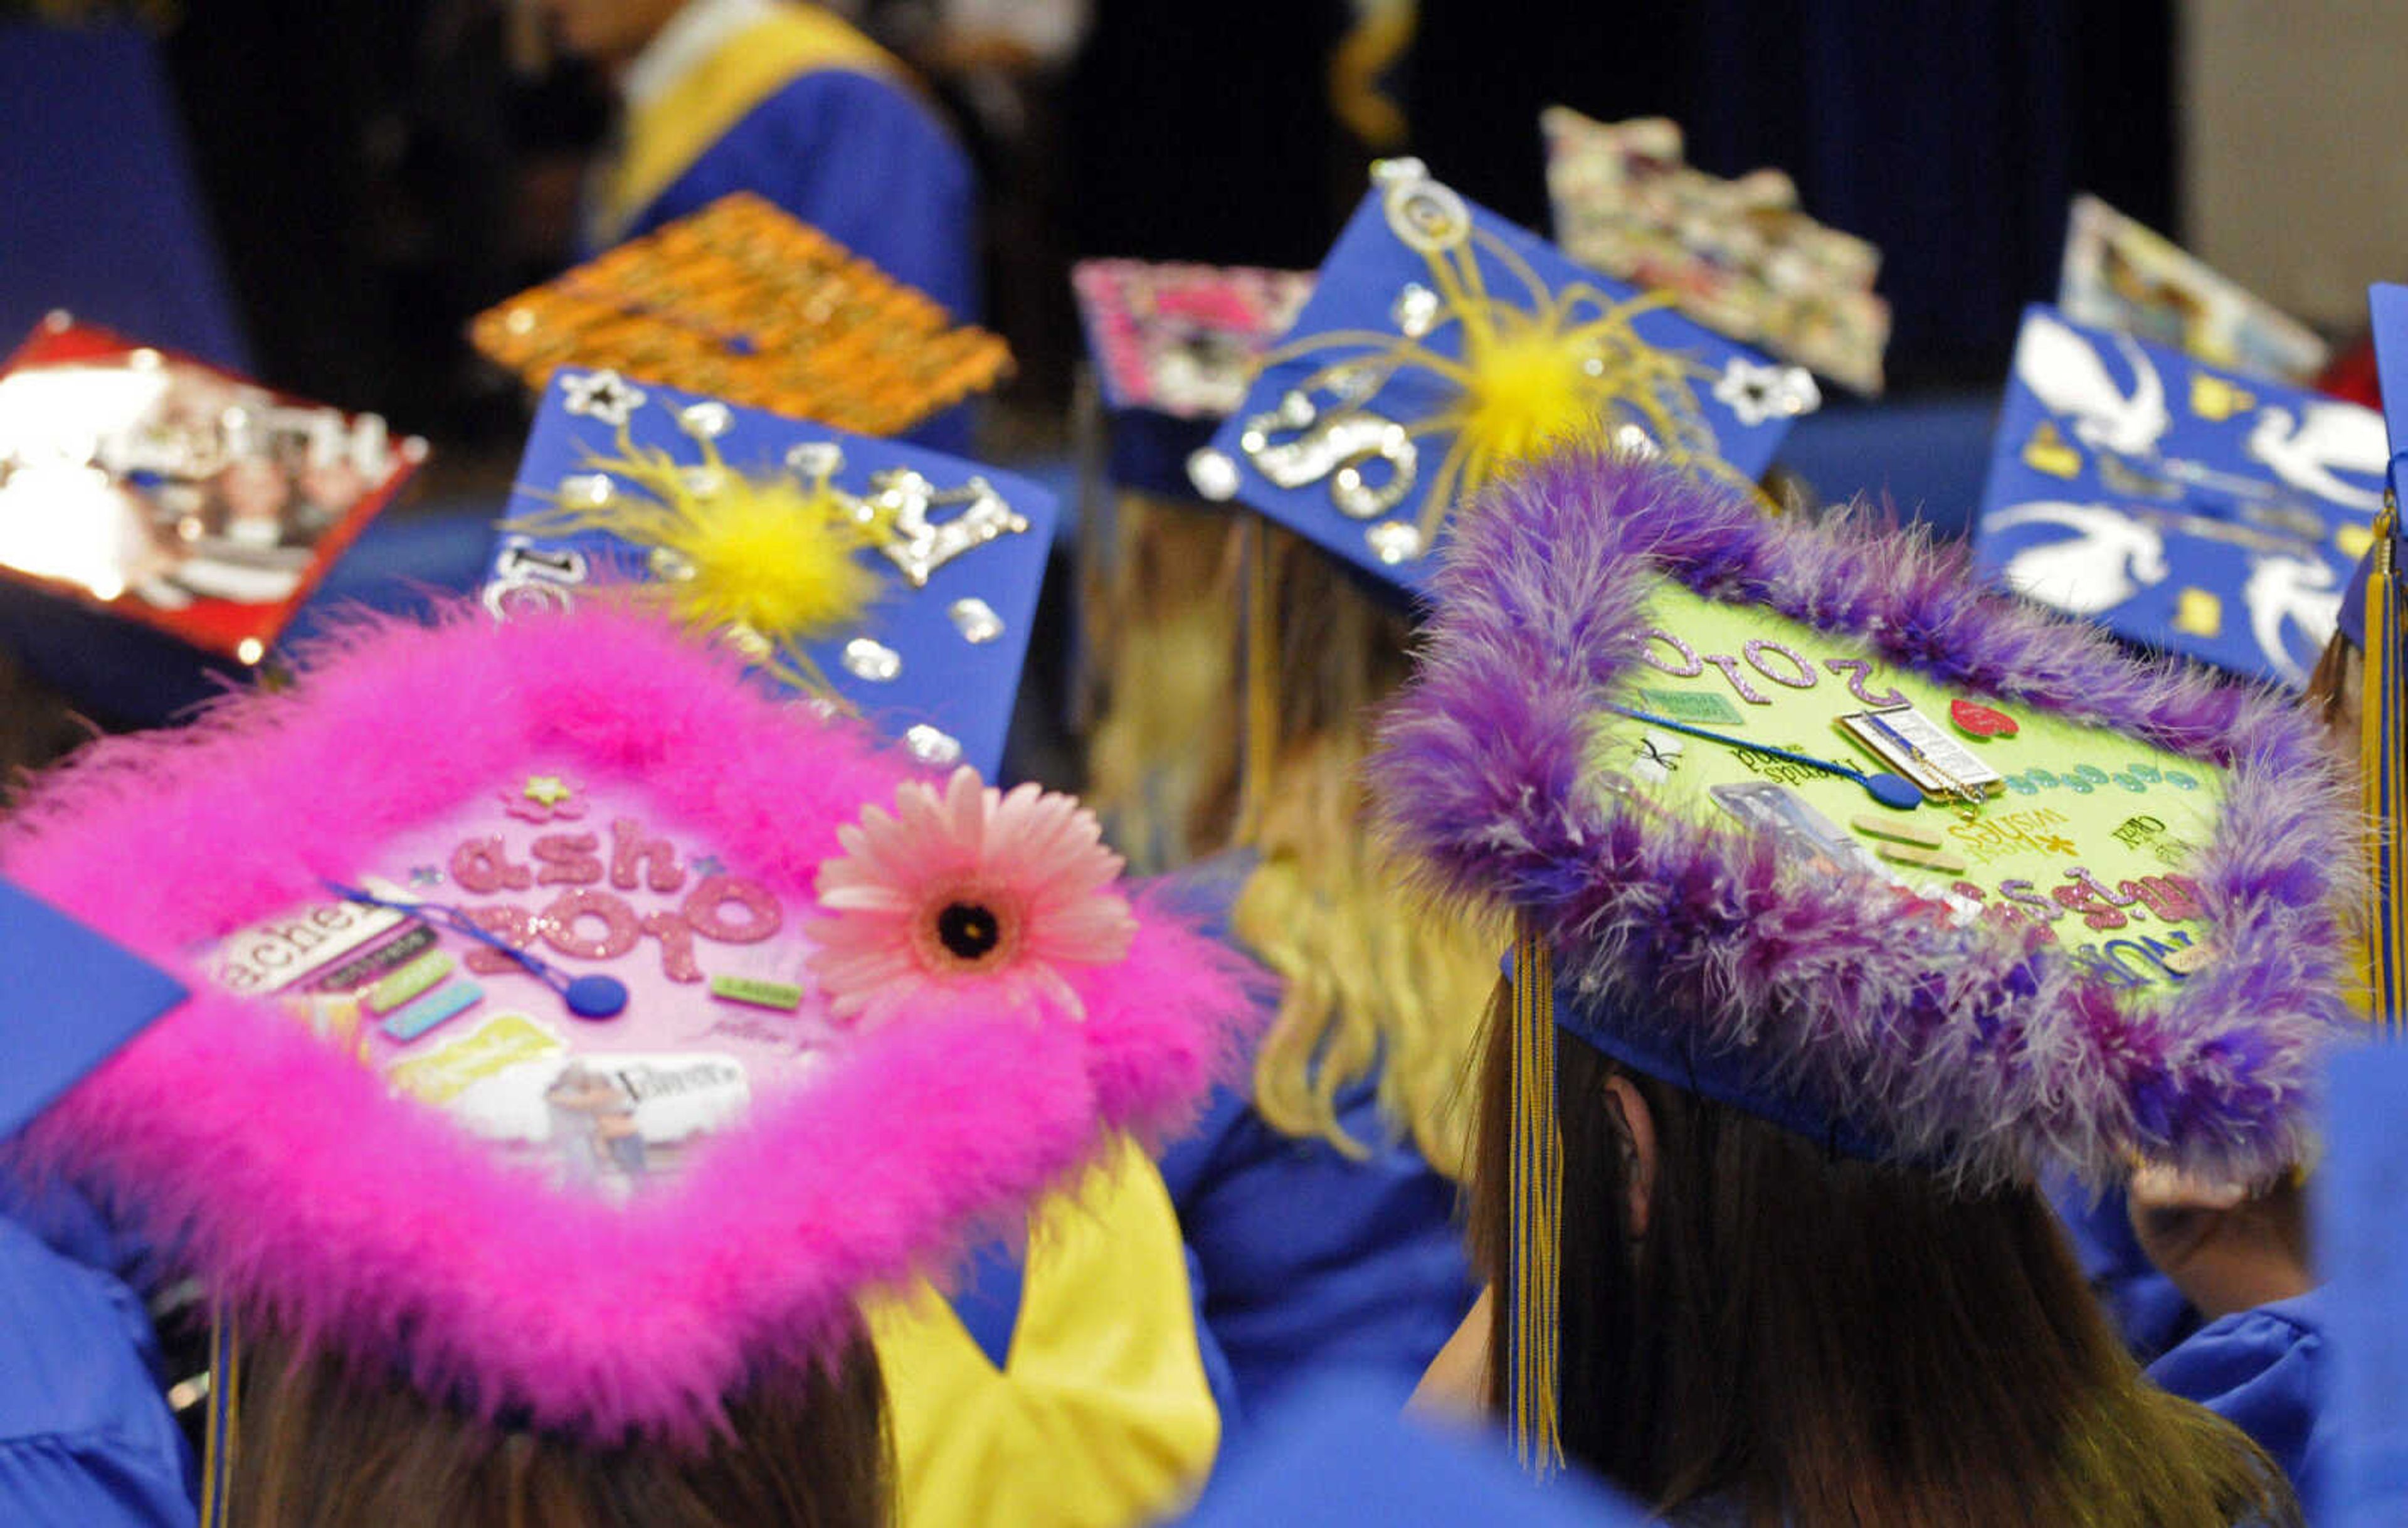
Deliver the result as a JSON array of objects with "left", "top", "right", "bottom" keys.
[
  {"left": 484, "top": 368, "right": 1058, "bottom": 780},
  {"left": 1186, "top": 158, "right": 1816, "bottom": 598},
  {"left": 1973, "top": 304, "right": 2385, "bottom": 687}
]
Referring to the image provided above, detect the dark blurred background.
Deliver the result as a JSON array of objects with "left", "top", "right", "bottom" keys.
[
  {"left": 4, "top": 0, "right": 2398, "bottom": 780},
  {"left": 1, "top": 0, "right": 2195, "bottom": 473}
]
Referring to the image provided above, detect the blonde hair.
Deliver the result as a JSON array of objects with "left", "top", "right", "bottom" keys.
[{"left": 1081, "top": 500, "right": 1497, "bottom": 1175}]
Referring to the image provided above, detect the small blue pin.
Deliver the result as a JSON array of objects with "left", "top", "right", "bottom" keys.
[{"left": 564, "top": 973, "right": 629, "bottom": 1019}]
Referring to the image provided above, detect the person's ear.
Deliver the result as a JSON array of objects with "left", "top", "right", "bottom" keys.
[{"left": 1601, "top": 1074, "right": 1658, "bottom": 1239}]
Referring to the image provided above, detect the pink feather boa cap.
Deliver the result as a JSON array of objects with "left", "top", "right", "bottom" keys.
[{"left": 0, "top": 603, "right": 1255, "bottom": 1443}]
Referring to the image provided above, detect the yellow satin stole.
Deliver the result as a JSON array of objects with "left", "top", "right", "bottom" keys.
[
  {"left": 870, "top": 1135, "right": 1223, "bottom": 1528},
  {"left": 594, "top": 5, "right": 903, "bottom": 244}
]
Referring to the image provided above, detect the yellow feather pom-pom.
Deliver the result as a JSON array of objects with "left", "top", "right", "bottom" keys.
[{"left": 502, "top": 434, "right": 887, "bottom": 692}]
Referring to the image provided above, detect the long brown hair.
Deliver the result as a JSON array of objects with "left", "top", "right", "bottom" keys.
[
  {"left": 1467, "top": 979, "right": 2301, "bottom": 1527},
  {"left": 228, "top": 1324, "right": 890, "bottom": 1527}
]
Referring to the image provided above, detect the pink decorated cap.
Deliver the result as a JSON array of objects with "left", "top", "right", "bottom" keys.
[{"left": 0, "top": 602, "right": 1254, "bottom": 1443}]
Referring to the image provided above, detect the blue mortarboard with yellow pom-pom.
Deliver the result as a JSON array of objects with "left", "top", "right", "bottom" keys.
[
  {"left": 1974, "top": 303, "right": 2385, "bottom": 688},
  {"left": 1185, "top": 158, "right": 1816, "bottom": 596},
  {"left": 484, "top": 367, "right": 1057, "bottom": 778}
]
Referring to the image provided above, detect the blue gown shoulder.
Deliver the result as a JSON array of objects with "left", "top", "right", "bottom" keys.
[
  {"left": 0, "top": 1177, "right": 193, "bottom": 1527},
  {"left": 2147, "top": 1288, "right": 2329, "bottom": 1513},
  {"left": 1149, "top": 853, "right": 1479, "bottom": 1428}
]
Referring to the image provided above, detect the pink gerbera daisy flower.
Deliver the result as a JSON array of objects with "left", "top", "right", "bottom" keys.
[{"left": 807, "top": 766, "right": 1138, "bottom": 1027}]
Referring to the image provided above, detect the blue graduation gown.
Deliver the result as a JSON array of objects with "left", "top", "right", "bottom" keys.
[
  {"left": 0, "top": 1180, "right": 193, "bottom": 1527},
  {"left": 2049, "top": 1175, "right": 2326, "bottom": 1506},
  {"left": 2148, "top": 1290, "right": 2330, "bottom": 1514},
  {"left": 1150, "top": 854, "right": 1481, "bottom": 1429}
]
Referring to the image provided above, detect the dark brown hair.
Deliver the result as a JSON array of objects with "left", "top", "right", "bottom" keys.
[
  {"left": 1468, "top": 979, "right": 2301, "bottom": 1528},
  {"left": 229, "top": 1324, "right": 890, "bottom": 1527}
]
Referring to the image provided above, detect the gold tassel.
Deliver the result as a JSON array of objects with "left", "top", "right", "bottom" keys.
[
  {"left": 1510, "top": 916, "right": 1563, "bottom": 1472},
  {"left": 1238, "top": 521, "right": 1281, "bottom": 845},
  {"left": 200, "top": 1312, "right": 241, "bottom": 1527},
  {"left": 2363, "top": 501, "right": 2406, "bottom": 1038}
]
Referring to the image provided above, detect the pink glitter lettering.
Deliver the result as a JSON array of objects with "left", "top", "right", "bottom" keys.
[
  {"left": 683, "top": 875, "right": 781, "bottom": 944},
  {"left": 610, "top": 818, "right": 687, "bottom": 893},
  {"left": 537, "top": 888, "right": 641, "bottom": 961},
  {"left": 531, "top": 831, "right": 603, "bottom": 886},
  {"left": 450, "top": 837, "right": 534, "bottom": 894}
]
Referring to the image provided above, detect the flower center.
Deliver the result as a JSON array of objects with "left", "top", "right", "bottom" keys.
[{"left": 936, "top": 900, "right": 1003, "bottom": 961}]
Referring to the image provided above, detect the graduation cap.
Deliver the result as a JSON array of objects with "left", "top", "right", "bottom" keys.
[
  {"left": 469, "top": 193, "right": 1010, "bottom": 439},
  {"left": 1539, "top": 109, "right": 1891, "bottom": 396},
  {"left": 0, "top": 314, "right": 425, "bottom": 667},
  {"left": 1071, "top": 258, "right": 1314, "bottom": 498},
  {"left": 2057, "top": 195, "right": 2330, "bottom": 385},
  {"left": 1187, "top": 159, "right": 1815, "bottom": 598},
  {"left": 1973, "top": 304, "right": 2383, "bottom": 687},
  {"left": 485, "top": 366, "right": 1057, "bottom": 780},
  {"left": 0, "top": 877, "right": 186, "bottom": 1140},
  {"left": 0, "top": 600, "right": 1252, "bottom": 1488},
  {"left": 1371, "top": 446, "right": 2363, "bottom": 1468}
]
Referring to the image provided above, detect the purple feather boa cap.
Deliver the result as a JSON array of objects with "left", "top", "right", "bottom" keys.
[{"left": 1371, "top": 445, "right": 2365, "bottom": 1189}]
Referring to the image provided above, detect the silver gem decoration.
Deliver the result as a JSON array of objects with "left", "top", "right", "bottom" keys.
[
  {"left": 949, "top": 597, "right": 1005, "bottom": 644},
  {"left": 722, "top": 623, "right": 773, "bottom": 660},
  {"left": 1376, "top": 162, "right": 1471, "bottom": 254},
  {"left": 648, "top": 546, "right": 697, "bottom": 581},
  {"left": 1612, "top": 423, "right": 1661, "bottom": 459},
  {"left": 1238, "top": 390, "right": 1318, "bottom": 455},
  {"left": 560, "top": 472, "right": 615, "bottom": 507},
  {"left": 842, "top": 637, "right": 903, "bottom": 682},
  {"left": 679, "top": 401, "right": 733, "bottom": 438},
  {"left": 1391, "top": 283, "right": 1440, "bottom": 338},
  {"left": 1186, "top": 448, "right": 1240, "bottom": 502},
  {"left": 873, "top": 471, "right": 1030, "bottom": 588},
  {"left": 681, "top": 465, "right": 726, "bottom": 496},
  {"left": 1366, "top": 521, "right": 1424, "bottom": 564},
  {"left": 1711, "top": 359, "right": 1821, "bottom": 427},
  {"left": 1330, "top": 421, "right": 1418, "bottom": 519},
  {"left": 561, "top": 369, "right": 645, "bottom": 427},
  {"left": 786, "top": 441, "right": 844, "bottom": 479},
  {"left": 904, "top": 724, "right": 963, "bottom": 767}
]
